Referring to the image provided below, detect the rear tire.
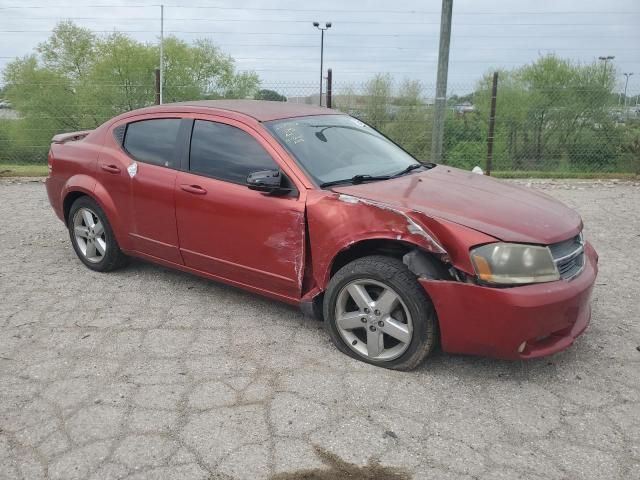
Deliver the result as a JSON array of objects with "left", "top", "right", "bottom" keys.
[
  {"left": 67, "top": 196, "right": 128, "bottom": 272},
  {"left": 323, "top": 255, "right": 438, "bottom": 371}
]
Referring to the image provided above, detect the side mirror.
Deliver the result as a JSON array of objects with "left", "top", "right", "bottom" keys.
[{"left": 246, "top": 169, "right": 291, "bottom": 194}]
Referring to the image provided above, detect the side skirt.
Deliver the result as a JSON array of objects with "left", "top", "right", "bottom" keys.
[{"left": 124, "top": 249, "right": 301, "bottom": 306}]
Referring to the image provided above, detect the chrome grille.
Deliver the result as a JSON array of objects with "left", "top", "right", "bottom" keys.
[{"left": 549, "top": 233, "right": 584, "bottom": 280}]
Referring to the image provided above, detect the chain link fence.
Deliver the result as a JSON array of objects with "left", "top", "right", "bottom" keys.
[{"left": 1, "top": 78, "right": 639, "bottom": 175}]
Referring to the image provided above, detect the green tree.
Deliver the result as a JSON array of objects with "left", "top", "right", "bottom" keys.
[
  {"left": 2, "top": 55, "right": 81, "bottom": 162},
  {"left": 83, "top": 32, "right": 157, "bottom": 117},
  {"left": 1, "top": 21, "right": 260, "bottom": 164},
  {"left": 333, "top": 84, "right": 359, "bottom": 115},
  {"left": 621, "top": 125, "right": 640, "bottom": 174},
  {"left": 36, "top": 21, "right": 95, "bottom": 79},
  {"left": 468, "top": 55, "right": 621, "bottom": 172},
  {"left": 223, "top": 71, "right": 260, "bottom": 99},
  {"left": 383, "top": 79, "right": 432, "bottom": 160},
  {"left": 362, "top": 73, "right": 392, "bottom": 128},
  {"left": 473, "top": 69, "right": 532, "bottom": 170},
  {"left": 254, "top": 89, "right": 287, "bottom": 102}
]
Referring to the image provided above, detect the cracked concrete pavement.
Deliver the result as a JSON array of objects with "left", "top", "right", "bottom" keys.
[{"left": 0, "top": 178, "right": 639, "bottom": 479}]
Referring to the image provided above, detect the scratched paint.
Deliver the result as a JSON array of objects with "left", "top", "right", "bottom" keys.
[
  {"left": 306, "top": 191, "right": 451, "bottom": 289},
  {"left": 337, "top": 194, "right": 446, "bottom": 253},
  {"left": 264, "top": 209, "right": 306, "bottom": 291}
]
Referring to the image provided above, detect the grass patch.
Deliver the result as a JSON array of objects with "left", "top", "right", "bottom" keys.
[{"left": 0, "top": 164, "right": 49, "bottom": 177}]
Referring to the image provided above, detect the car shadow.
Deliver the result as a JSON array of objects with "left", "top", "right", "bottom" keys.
[
  {"left": 121, "top": 258, "right": 589, "bottom": 382},
  {"left": 416, "top": 341, "right": 590, "bottom": 384},
  {"left": 124, "top": 257, "right": 311, "bottom": 318}
]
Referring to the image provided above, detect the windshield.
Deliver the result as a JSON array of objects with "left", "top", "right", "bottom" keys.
[{"left": 265, "top": 115, "right": 419, "bottom": 186}]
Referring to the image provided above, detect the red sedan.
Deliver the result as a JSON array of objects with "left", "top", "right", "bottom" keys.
[{"left": 45, "top": 100, "right": 598, "bottom": 370}]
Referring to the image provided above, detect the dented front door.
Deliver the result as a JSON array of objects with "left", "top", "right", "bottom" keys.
[{"left": 175, "top": 171, "right": 306, "bottom": 300}]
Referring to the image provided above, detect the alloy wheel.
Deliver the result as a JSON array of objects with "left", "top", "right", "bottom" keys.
[
  {"left": 335, "top": 279, "right": 413, "bottom": 361},
  {"left": 72, "top": 207, "right": 106, "bottom": 263}
]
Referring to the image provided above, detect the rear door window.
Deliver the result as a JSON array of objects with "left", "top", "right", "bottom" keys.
[
  {"left": 123, "top": 119, "right": 182, "bottom": 168},
  {"left": 189, "top": 120, "right": 278, "bottom": 184}
]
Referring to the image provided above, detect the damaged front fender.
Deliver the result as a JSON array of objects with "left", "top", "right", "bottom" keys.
[{"left": 305, "top": 190, "right": 492, "bottom": 291}]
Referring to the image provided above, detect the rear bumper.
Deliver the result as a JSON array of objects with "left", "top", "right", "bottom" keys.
[
  {"left": 420, "top": 242, "right": 598, "bottom": 360},
  {"left": 45, "top": 176, "right": 65, "bottom": 222}
]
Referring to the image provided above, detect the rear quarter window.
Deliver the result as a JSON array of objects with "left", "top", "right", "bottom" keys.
[
  {"left": 123, "top": 119, "right": 181, "bottom": 168},
  {"left": 112, "top": 124, "right": 126, "bottom": 145}
]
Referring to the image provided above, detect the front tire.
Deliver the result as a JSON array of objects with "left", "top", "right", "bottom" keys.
[
  {"left": 67, "top": 196, "right": 128, "bottom": 272},
  {"left": 323, "top": 255, "right": 438, "bottom": 370}
]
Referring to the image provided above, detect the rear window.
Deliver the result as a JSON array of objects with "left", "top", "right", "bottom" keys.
[{"left": 123, "top": 119, "right": 181, "bottom": 168}]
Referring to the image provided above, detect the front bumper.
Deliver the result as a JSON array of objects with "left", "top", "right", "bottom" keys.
[{"left": 420, "top": 242, "right": 598, "bottom": 360}]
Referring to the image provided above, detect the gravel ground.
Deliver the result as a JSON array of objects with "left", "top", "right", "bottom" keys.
[{"left": 0, "top": 178, "right": 638, "bottom": 480}]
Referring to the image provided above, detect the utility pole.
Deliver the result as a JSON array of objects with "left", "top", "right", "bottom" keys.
[
  {"left": 430, "top": 0, "right": 453, "bottom": 164},
  {"left": 313, "top": 22, "right": 332, "bottom": 106},
  {"left": 159, "top": 4, "right": 164, "bottom": 105}
]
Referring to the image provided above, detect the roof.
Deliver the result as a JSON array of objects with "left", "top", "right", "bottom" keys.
[{"left": 167, "top": 99, "right": 343, "bottom": 122}]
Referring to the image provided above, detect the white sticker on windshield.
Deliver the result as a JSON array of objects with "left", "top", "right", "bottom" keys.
[
  {"left": 350, "top": 118, "right": 367, "bottom": 128},
  {"left": 127, "top": 162, "right": 137, "bottom": 178},
  {"left": 277, "top": 124, "right": 304, "bottom": 145}
]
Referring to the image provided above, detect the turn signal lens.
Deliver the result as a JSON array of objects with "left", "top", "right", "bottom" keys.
[{"left": 471, "top": 254, "right": 493, "bottom": 281}]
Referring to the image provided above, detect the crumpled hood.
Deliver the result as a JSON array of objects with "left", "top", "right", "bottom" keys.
[{"left": 332, "top": 166, "right": 582, "bottom": 244}]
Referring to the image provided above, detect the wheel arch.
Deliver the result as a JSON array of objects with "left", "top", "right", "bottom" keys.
[
  {"left": 62, "top": 181, "right": 131, "bottom": 251},
  {"left": 301, "top": 237, "right": 452, "bottom": 321},
  {"left": 328, "top": 237, "right": 452, "bottom": 285},
  {"left": 63, "top": 190, "right": 89, "bottom": 225},
  {"left": 60, "top": 174, "right": 95, "bottom": 225}
]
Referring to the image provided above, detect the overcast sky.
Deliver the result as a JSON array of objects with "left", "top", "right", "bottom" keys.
[{"left": 0, "top": 0, "right": 639, "bottom": 95}]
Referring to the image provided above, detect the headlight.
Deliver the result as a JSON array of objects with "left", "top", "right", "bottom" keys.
[{"left": 470, "top": 243, "right": 560, "bottom": 285}]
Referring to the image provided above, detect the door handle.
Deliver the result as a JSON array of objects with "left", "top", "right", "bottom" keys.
[
  {"left": 179, "top": 184, "right": 207, "bottom": 195},
  {"left": 101, "top": 164, "right": 121, "bottom": 174}
]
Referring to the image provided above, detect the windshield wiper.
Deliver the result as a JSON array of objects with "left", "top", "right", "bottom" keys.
[
  {"left": 320, "top": 174, "right": 391, "bottom": 188},
  {"left": 319, "top": 163, "right": 435, "bottom": 188},
  {"left": 390, "top": 162, "right": 434, "bottom": 178}
]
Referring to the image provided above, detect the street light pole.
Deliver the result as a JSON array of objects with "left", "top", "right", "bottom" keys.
[
  {"left": 623, "top": 73, "right": 633, "bottom": 105},
  {"left": 623, "top": 73, "right": 634, "bottom": 120},
  {"left": 598, "top": 55, "right": 615, "bottom": 86},
  {"left": 313, "top": 22, "right": 332, "bottom": 107}
]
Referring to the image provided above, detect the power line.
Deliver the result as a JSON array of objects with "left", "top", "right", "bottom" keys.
[
  {"left": 0, "top": 29, "right": 635, "bottom": 39},
  {"left": 0, "top": 20, "right": 637, "bottom": 26},
  {"left": 6, "top": 14, "right": 640, "bottom": 21},
  {"left": 0, "top": 43, "right": 640, "bottom": 52},
  {"left": 0, "top": 5, "right": 637, "bottom": 14}
]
